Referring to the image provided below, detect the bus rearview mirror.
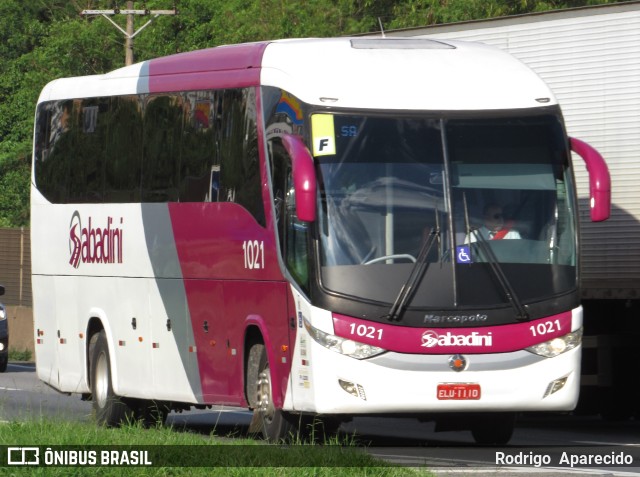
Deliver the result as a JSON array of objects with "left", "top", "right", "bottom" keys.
[
  {"left": 570, "top": 137, "right": 610, "bottom": 222},
  {"left": 281, "top": 134, "right": 317, "bottom": 222}
]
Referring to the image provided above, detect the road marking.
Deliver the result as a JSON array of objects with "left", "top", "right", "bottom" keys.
[
  {"left": 421, "top": 465, "right": 640, "bottom": 476},
  {"left": 0, "top": 387, "right": 21, "bottom": 391},
  {"left": 9, "top": 363, "right": 35, "bottom": 369},
  {"left": 372, "top": 453, "right": 640, "bottom": 476},
  {"left": 577, "top": 440, "right": 640, "bottom": 447}
]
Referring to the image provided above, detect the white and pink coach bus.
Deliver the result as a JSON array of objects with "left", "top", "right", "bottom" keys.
[{"left": 31, "top": 38, "right": 610, "bottom": 444}]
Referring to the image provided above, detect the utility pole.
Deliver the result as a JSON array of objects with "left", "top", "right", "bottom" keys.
[
  {"left": 125, "top": 1, "right": 135, "bottom": 66},
  {"left": 81, "top": 2, "right": 178, "bottom": 66}
]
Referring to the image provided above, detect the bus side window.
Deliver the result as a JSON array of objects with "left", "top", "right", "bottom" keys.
[
  {"left": 142, "top": 95, "right": 182, "bottom": 202},
  {"left": 270, "top": 139, "right": 309, "bottom": 291},
  {"left": 105, "top": 96, "right": 142, "bottom": 202},
  {"left": 34, "top": 101, "right": 68, "bottom": 203},
  {"left": 35, "top": 98, "right": 115, "bottom": 204},
  {"left": 217, "top": 88, "right": 265, "bottom": 226},
  {"left": 178, "top": 91, "right": 216, "bottom": 202}
]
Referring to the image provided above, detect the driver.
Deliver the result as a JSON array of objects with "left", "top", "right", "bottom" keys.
[{"left": 469, "top": 204, "right": 521, "bottom": 242}]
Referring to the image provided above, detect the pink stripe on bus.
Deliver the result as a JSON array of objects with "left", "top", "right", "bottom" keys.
[
  {"left": 333, "top": 311, "right": 573, "bottom": 355},
  {"left": 147, "top": 43, "right": 269, "bottom": 93}
]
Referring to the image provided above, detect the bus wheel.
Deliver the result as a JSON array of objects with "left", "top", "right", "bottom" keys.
[
  {"left": 470, "top": 413, "right": 515, "bottom": 445},
  {"left": 90, "top": 331, "right": 133, "bottom": 426},
  {"left": 247, "top": 343, "right": 295, "bottom": 442}
]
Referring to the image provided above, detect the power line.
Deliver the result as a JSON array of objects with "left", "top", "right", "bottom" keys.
[{"left": 81, "top": 1, "right": 178, "bottom": 66}]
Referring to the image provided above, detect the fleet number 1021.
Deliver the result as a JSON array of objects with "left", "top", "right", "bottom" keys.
[
  {"left": 530, "top": 319, "right": 561, "bottom": 337},
  {"left": 349, "top": 323, "right": 383, "bottom": 340},
  {"left": 243, "top": 240, "right": 264, "bottom": 269}
]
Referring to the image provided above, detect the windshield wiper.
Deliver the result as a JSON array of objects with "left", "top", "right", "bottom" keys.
[
  {"left": 385, "top": 226, "right": 440, "bottom": 322},
  {"left": 461, "top": 193, "right": 529, "bottom": 321},
  {"left": 471, "top": 229, "right": 530, "bottom": 321}
]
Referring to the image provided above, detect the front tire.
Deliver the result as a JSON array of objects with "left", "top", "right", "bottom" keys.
[
  {"left": 471, "top": 413, "right": 516, "bottom": 445},
  {"left": 90, "top": 331, "right": 133, "bottom": 426},
  {"left": 247, "top": 343, "right": 297, "bottom": 441}
]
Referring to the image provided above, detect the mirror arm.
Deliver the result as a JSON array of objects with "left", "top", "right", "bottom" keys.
[{"left": 570, "top": 137, "right": 610, "bottom": 222}]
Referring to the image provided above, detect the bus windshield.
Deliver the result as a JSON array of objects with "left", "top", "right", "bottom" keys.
[{"left": 315, "top": 113, "right": 577, "bottom": 311}]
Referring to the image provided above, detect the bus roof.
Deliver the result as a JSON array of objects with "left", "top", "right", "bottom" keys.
[{"left": 38, "top": 37, "right": 556, "bottom": 111}]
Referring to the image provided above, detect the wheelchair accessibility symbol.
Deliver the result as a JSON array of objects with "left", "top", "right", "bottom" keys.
[{"left": 456, "top": 245, "right": 472, "bottom": 264}]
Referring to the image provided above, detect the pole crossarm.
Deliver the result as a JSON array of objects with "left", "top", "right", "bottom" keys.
[
  {"left": 80, "top": 7, "right": 177, "bottom": 49},
  {"left": 81, "top": 9, "right": 177, "bottom": 15},
  {"left": 80, "top": 3, "right": 177, "bottom": 65}
]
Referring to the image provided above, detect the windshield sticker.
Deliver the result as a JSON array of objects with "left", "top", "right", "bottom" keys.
[
  {"left": 456, "top": 245, "right": 472, "bottom": 264},
  {"left": 275, "top": 92, "right": 304, "bottom": 126},
  {"left": 311, "top": 114, "right": 336, "bottom": 156}
]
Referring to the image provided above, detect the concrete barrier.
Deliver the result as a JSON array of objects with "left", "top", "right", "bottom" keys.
[{"left": 5, "top": 305, "right": 34, "bottom": 357}]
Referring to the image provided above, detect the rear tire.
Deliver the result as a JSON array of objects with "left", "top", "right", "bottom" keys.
[
  {"left": 90, "top": 331, "right": 133, "bottom": 426},
  {"left": 471, "top": 413, "right": 516, "bottom": 445},
  {"left": 247, "top": 343, "right": 297, "bottom": 442}
]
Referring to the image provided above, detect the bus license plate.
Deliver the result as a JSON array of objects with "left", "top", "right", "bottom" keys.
[{"left": 437, "top": 383, "right": 481, "bottom": 400}]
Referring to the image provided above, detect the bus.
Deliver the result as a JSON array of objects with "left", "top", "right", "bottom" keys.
[{"left": 31, "top": 37, "right": 610, "bottom": 444}]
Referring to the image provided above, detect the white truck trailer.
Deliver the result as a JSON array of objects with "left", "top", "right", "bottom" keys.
[{"left": 386, "top": 1, "right": 640, "bottom": 416}]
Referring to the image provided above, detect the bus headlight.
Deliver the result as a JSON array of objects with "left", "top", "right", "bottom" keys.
[
  {"left": 526, "top": 328, "right": 582, "bottom": 358},
  {"left": 303, "top": 318, "right": 385, "bottom": 359},
  {"left": 0, "top": 305, "right": 6, "bottom": 321}
]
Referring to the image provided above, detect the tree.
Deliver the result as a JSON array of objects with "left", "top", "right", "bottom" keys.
[
  {"left": 0, "top": 0, "right": 628, "bottom": 227},
  {"left": 0, "top": 147, "right": 30, "bottom": 227}
]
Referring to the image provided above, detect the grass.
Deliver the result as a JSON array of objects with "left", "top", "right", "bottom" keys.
[
  {"left": 0, "top": 419, "right": 432, "bottom": 476},
  {"left": 7, "top": 348, "right": 32, "bottom": 361}
]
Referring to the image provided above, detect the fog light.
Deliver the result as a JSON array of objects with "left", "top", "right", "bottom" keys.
[
  {"left": 339, "top": 379, "right": 367, "bottom": 400},
  {"left": 543, "top": 375, "right": 568, "bottom": 398}
]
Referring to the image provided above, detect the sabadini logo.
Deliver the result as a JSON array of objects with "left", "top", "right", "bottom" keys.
[
  {"left": 69, "top": 211, "right": 124, "bottom": 268},
  {"left": 421, "top": 330, "right": 440, "bottom": 348},
  {"left": 421, "top": 329, "right": 493, "bottom": 347}
]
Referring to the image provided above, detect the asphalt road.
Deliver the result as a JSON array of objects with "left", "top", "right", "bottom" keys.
[{"left": 2, "top": 362, "right": 640, "bottom": 475}]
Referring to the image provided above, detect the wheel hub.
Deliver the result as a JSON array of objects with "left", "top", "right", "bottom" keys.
[
  {"left": 94, "top": 351, "right": 109, "bottom": 408},
  {"left": 257, "top": 368, "right": 275, "bottom": 422}
]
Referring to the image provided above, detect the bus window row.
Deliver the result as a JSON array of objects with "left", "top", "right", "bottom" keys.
[{"left": 33, "top": 88, "right": 265, "bottom": 226}]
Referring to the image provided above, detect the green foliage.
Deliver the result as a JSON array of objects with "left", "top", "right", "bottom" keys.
[
  {"left": 0, "top": 0, "right": 628, "bottom": 226},
  {"left": 385, "top": 0, "right": 624, "bottom": 29},
  {"left": 8, "top": 347, "right": 33, "bottom": 361},
  {"left": 131, "top": 0, "right": 388, "bottom": 58},
  {"left": 0, "top": 142, "right": 31, "bottom": 227}
]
